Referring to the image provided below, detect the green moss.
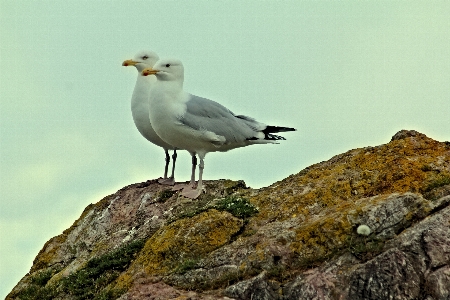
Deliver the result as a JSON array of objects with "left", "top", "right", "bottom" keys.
[
  {"left": 30, "top": 269, "right": 54, "bottom": 287},
  {"left": 13, "top": 268, "right": 62, "bottom": 300},
  {"left": 61, "top": 239, "right": 145, "bottom": 299},
  {"left": 174, "top": 258, "right": 200, "bottom": 274},
  {"left": 266, "top": 265, "right": 286, "bottom": 280},
  {"left": 169, "top": 195, "right": 258, "bottom": 222},
  {"left": 168, "top": 206, "right": 210, "bottom": 224},
  {"left": 215, "top": 196, "right": 258, "bottom": 219},
  {"left": 224, "top": 180, "right": 248, "bottom": 194},
  {"left": 157, "top": 189, "right": 176, "bottom": 202},
  {"left": 166, "top": 194, "right": 215, "bottom": 223},
  {"left": 420, "top": 164, "right": 434, "bottom": 172},
  {"left": 242, "top": 229, "right": 257, "bottom": 237},
  {"left": 347, "top": 235, "right": 385, "bottom": 261},
  {"left": 423, "top": 174, "right": 450, "bottom": 193},
  {"left": 16, "top": 240, "right": 145, "bottom": 300},
  {"left": 14, "top": 284, "right": 58, "bottom": 300}
]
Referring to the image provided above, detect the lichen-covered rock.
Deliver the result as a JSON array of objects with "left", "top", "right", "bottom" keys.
[
  {"left": 390, "top": 129, "right": 426, "bottom": 141},
  {"left": 347, "top": 192, "right": 431, "bottom": 238},
  {"left": 7, "top": 130, "right": 450, "bottom": 300},
  {"left": 116, "top": 209, "right": 243, "bottom": 290}
]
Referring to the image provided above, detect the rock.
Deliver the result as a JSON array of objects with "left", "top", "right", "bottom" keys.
[
  {"left": 347, "top": 193, "right": 430, "bottom": 238},
  {"left": 390, "top": 129, "right": 427, "bottom": 141},
  {"left": 348, "top": 248, "right": 421, "bottom": 299},
  {"left": 423, "top": 224, "right": 450, "bottom": 269},
  {"left": 224, "top": 272, "right": 280, "bottom": 300},
  {"left": 6, "top": 130, "right": 450, "bottom": 300},
  {"left": 283, "top": 265, "right": 343, "bottom": 300},
  {"left": 425, "top": 265, "right": 450, "bottom": 300}
]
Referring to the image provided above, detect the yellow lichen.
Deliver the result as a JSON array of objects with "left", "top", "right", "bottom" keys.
[
  {"left": 30, "top": 234, "right": 68, "bottom": 272},
  {"left": 244, "top": 134, "right": 449, "bottom": 266},
  {"left": 115, "top": 209, "right": 242, "bottom": 289},
  {"left": 250, "top": 135, "right": 449, "bottom": 224}
]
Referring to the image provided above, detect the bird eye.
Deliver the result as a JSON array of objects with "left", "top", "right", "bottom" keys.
[
  {"left": 142, "top": 55, "right": 148, "bottom": 60},
  {"left": 165, "top": 64, "right": 171, "bottom": 67}
]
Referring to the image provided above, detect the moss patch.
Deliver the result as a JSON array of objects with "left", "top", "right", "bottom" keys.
[
  {"left": 422, "top": 174, "right": 450, "bottom": 193},
  {"left": 215, "top": 196, "right": 258, "bottom": 219},
  {"left": 13, "top": 240, "right": 144, "bottom": 300},
  {"left": 156, "top": 189, "right": 177, "bottom": 202},
  {"left": 61, "top": 239, "right": 144, "bottom": 299},
  {"left": 174, "top": 258, "right": 200, "bottom": 275}
]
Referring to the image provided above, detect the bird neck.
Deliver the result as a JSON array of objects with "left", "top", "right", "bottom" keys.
[
  {"left": 132, "top": 74, "right": 153, "bottom": 96},
  {"left": 159, "top": 79, "right": 183, "bottom": 95},
  {"left": 150, "top": 80, "right": 185, "bottom": 106},
  {"left": 131, "top": 75, "right": 153, "bottom": 108}
]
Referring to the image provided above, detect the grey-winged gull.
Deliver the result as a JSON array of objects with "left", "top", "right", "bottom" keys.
[
  {"left": 122, "top": 51, "right": 178, "bottom": 185},
  {"left": 142, "top": 58, "right": 296, "bottom": 198}
]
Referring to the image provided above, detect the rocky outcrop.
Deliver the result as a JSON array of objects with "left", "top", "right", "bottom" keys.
[{"left": 7, "top": 130, "right": 450, "bottom": 300}]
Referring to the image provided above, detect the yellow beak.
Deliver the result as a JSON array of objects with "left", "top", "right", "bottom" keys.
[
  {"left": 142, "top": 68, "right": 159, "bottom": 76},
  {"left": 122, "top": 59, "right": 137, "bottom": 66}
]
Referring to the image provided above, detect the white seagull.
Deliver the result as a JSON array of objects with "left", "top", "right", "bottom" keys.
[
  {"left": 122, "top": 51, "right": 178, "bottom": 185},
  {"left": 142, "top": 58, "right": 296, "bottom": 199}
]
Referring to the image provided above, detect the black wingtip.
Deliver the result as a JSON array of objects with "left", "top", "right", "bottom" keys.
[
  {"left": 266, "top": 134, "right": 286, "bottom": 140},
  {"left": 263, "top": 125, "right": 296, "bottom": 134},
  {"left": 246, "top": 134, "right": 287, "bottom": 141},
  {"left": 246, "top": 125, "right": 295, "bottom": 141},
  {"left": 262, "top": 125, "right": 295, "bottom": 141}
]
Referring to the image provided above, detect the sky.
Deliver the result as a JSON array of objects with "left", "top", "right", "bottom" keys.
[{"left": 1, "top": 1, "right": 449, "bottom": 297}]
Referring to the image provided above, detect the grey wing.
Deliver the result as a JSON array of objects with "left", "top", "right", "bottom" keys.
[{"left": 179, "top": 94, "right": 262, "bottom": 143}]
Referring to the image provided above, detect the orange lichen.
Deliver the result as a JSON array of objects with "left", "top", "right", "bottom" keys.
[
  {"left": 244, "top": 134, "right": 449, "bottom": 265},
  {"left": 250, "top": 135, "right": 450, "bottom": 225}
]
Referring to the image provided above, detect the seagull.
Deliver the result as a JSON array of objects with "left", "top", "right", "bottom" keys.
[
  {"left": 122, "top": 51, "right": 178, "bottom": 185},
  {"left": 141, "top": 58, "right": 296, "bottom": 199}
]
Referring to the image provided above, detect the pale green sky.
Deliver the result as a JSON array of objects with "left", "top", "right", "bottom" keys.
[{"left": 1, "top": 1, "right": 449, "bottom": 297}]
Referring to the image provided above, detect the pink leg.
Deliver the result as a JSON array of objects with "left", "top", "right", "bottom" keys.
[{"left": 181, "top": 154, "right": 204, "bottom": 199}]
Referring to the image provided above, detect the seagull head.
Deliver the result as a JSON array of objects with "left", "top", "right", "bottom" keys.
[
  {"left": 122, "top": 50, "right": 159, "bottom": 72},
  {"left": 142, "top": 58, "right": 184, "bottom": 82}
]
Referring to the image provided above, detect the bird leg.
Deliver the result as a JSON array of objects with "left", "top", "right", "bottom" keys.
[
  {"left": 190, "top": 154, "right": 197, "bottom": 188},
  {"left": 181, "top": 155, "right": 203, "bottom": 199},
  {"left": 160, "top": 149, "right": 170, "bottom": 179},
  {"left": 196, "top": 157, "right": 204, "bottom": 191},
  {"left": 170, "top": 150, "right": 177, "bottom": 179},
  {"left": 159, "top": 149, "right": 175, "bottom": 185},
  {"left": 172, "top": 153, "right": 197, "bottom": 191}
]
